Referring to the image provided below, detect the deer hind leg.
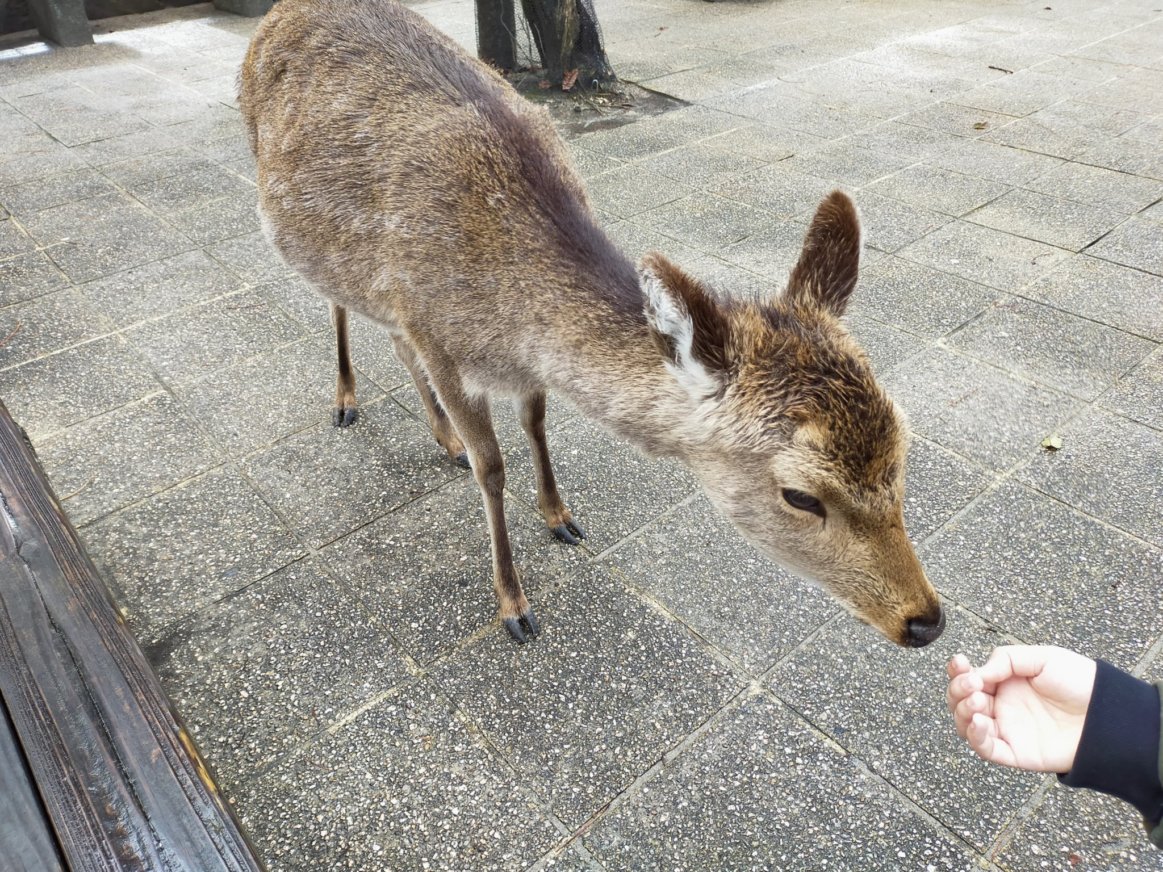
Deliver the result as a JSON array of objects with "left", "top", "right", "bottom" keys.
[
  {"left": 517, "top": 392, "right": 585, "bottom": 545},
  {"left": 332, "top": 303, "right": 358, "bottom": 427},
  {"left": 389, "top": 334, "right": 470, "bottom": 469},
  {"left": 422, "top": 355, "right": 538, "bottom": 643}
]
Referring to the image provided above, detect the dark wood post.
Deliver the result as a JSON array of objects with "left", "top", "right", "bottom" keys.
[{"left": 475, "top": 0, "right": 517, "bottom": 72}]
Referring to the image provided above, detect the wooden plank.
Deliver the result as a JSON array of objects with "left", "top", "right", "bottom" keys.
[
  {"left": 0, "top": 402, "right": 263, "bottom": 872},
  {"left": 0, "top": 697, "right": 65, "bottom": 872}
]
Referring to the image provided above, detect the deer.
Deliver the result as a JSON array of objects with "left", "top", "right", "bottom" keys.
[{"left": 239, "top": 0, "right": 945, "bottom": 649}]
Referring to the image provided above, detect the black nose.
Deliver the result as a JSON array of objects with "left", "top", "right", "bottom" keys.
[{"left": 906, "top": 607, "right": 946, "bottom": 648}]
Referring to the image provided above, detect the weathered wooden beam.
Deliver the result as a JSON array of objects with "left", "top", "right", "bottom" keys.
[
  {"left": 0, "top": 699, "right": 65, "bottom": 872},
  {"left": 0, "top": 401, "right": 264, "bottom": 872}
]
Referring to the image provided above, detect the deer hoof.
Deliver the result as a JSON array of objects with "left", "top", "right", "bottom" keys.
[
  {"left": 454, "top": 451, "right": 470, "bottom": 469},
  {"left": 502, "top": 609, "right": 540, "bottom": 644},
  {"left": 332, "top": 406, "right": 358, "bottom": 427},
  {"left": 551, "top": 520, "right": 587, "bottom": 545}
]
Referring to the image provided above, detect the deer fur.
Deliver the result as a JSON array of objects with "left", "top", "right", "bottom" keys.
[{"left": 239, "top": 0, "right": 945, "bottom": 648}]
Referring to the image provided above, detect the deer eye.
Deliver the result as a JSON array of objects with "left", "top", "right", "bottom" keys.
[{"left": 782, "top": 489, "right": 826, "bottom": 518}]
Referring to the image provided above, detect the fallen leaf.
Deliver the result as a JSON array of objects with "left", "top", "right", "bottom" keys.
[
  {"left": 973, "top": 121, "right": 988, "bottom": 130},
  {"left": 1041, "top": 434, "right": 1063, "bottom": 451},
  {"left": 562, "top": 68, "right": 579, "bottom": 91},
  {"left": 538, "top": 79, "right": 551, "bottom": 89}
]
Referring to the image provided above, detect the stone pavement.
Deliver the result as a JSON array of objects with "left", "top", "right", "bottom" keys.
[{"left": 1, "top": 0, "right": 1161, "bottom": 869}]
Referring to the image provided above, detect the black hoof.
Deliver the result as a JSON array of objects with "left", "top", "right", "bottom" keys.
[
  {"left": 502, "top": 609, "right": 540, "bottom": 644},
  {"left": 454, "top": 451, "right": 471, "bottom": 469},
  {"left": 551, "top": 520, "right": 587, "bottom": 545},
  {"left": 332, "top": 406, "right": 358, "bottom": 428}
]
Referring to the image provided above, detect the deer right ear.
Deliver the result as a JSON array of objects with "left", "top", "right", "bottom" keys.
[
  {"left": 639, "top": 252, "right": 731, "bottom": 401},
  {"left": 784, "top": 190, "right": 862, "bottom": 317}
]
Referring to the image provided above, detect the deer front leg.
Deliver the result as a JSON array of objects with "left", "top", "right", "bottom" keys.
[
  {"left": 389, "top": 334, "right": 469, "bottom": 469},
  {"left": 517, "top": 392, "right": 585, "bottom": 545},
  {"left": 331, "top": 303, "right": 358, "bottom": 427},
  {"left": 423, "top": 357, "right": 538, "bottom": 643}
]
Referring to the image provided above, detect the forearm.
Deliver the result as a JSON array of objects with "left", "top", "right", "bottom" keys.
[{"left": 1058, "top": 660, "right": 1163, "bottom": 847}]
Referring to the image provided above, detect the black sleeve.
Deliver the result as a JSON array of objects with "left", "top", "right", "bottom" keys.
[{"left": 1058, "top": 660, "right": 1163, "bottom": 844}]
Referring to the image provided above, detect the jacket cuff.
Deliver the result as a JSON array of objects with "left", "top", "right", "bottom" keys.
[{"left": 1058, "top": 661, "right": 1163, "bottom": 833}]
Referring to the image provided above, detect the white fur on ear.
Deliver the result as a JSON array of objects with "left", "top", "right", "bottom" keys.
[{"left": 640, "top": 266, "right": 722, "bottom": 401}]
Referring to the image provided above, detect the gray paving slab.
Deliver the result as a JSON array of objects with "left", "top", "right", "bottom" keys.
[
  {"left": 0, "top": 335, "right": 160, "bottom": 440},
  {"left": 38, "top": 392, "right": 222, "bottom": 526},
  {"left": 865, "top": 164, "right": 1012, "bottom": 217},
  {"left": 902, "top": 436, "right": 994, "bottom": 543},
  {"left": 83, "top": 466, "right": 305, "bottom": 644},
  {"left": 851, "top": 191, "right": 952, "bottom": 254},
  {"left": 0, "top": 288, "right": 110, "bottom": 369},
  {"left": 1086, "top": 216, "right": 1163, "bottom": 277},
  {"left": 850, "top": 255, "right": 1000, "bottom": 339},
  {"left": 128, "top": 289, "right": 305, "bottom": 386},
  {"left": 79, "top": 248, "right": 244, "bottom": 329},
  {"left": 583, "top": 163, "right": 693, "bottom": 219},
  {"left": 1017, "top": 409, "right": 1163, "bottom": 547},
  {"left": 947, "top": 297, "right": 1155, "bottom": 400},
  {"left": 257, "top": 274, "right": 334, "bottom": 334},
  {"left": 503, "top": 415, "right": 697, "bottom": 555},
  {"left": 770, "top": 608, "right": 1041, "bottom": 851},
  {"left": 966, "top": 188, "right": 1127, "bottom": 252},
  {"left": 637, "top": 192, "right": 778, "bottom": 251},
  {"left": 0, "top": 167, "right": 118, "bottom": 218},
  {"left": 718, "top": 219, "right": 810, "bottom": 283},
  {"left": 0, "top": 250, "right": 68, "bottom": 306},
  {"left": 0, "top": 217, "right": 39, "bottom": 261},
  {"left": 322, "top": 475, "right": 586, "bottom": 665},
  {"left": 585, "top": 692, "right": 983, "bottom": 871},
  {"left": 1101, "top": 345, "right": 1163, "bottom": 430},
  {"left": 603, "top": 494, "right": 838, "bottom": 675},
  {"left": 842, "top": 311, "right": 927, "bottom": 375},
  {"left": 153, "top": 558, "right": 412, "bottom": 790},
  {"left": 782, "top": 142, "right": 913, "bottom": 188},
  {"left": 234, "top": 679, "right": 560, "bottom": 872},
  {"left": 884, "top": 346, "right": 1080, "bottom": 471},
  {"left": 176, "top": 334, "right": 384, "bottom": 459},
  {"left": 206, "top": 229, "right": 295, "bottom": 284},
  {"left": 1022, "top": 254, "right": 1163, "bottom": 340},
  {"left": 433, "top": 566, "right": 740, "bottom": 829},
  {"left": 1022, "top": 159, "right": 1163, "bottom": 214},
  {"left": 243, "top": 399, "right": 462, "bottom": 550},
  {"left": 921, "top": 480, "right": 1163, "bottom": 669},
  {"left": 933, "top": 138, "right": 1065, "bottom": 187}
]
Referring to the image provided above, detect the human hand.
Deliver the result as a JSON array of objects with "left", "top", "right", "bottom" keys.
[{"left": 946, "top": 646, "right": 1096, "bottom": 773}]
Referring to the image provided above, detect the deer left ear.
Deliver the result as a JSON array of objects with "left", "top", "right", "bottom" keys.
[
  {"left": 639, "top": 252, "right": 731, "bottom": 400},
  {"left": 785, "top": 190, "right": 862, "bottom": 317}
]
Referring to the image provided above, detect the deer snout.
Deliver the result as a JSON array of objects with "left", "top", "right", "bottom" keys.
[{"left": 904, "top": 605, "right": 945, "bottom": 648}]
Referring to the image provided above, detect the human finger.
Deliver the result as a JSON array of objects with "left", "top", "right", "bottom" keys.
[
  {"left": 953, "top": 689, "right": 990, "bottom": 737},
  {"left": 946, "top": 653, "right": 972, "bottom": 681},
  {"left": 946, "top": 669, "right": 982, "bottom": 712},
  {"left": 967, "top": 712, "right": 1017, "bottom": 768},
  {"left": 975, "top": 645, "right": 1054, "bottom": 686}
]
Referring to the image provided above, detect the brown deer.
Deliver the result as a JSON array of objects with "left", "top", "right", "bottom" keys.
[{"left": 239, "top": 0, "right": 945, "bottom": 648}]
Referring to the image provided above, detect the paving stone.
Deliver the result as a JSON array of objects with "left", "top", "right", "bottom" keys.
[
  {"left": 178, "top": 335, "right": 384, "bottom": 458},
  {"left": 1018, "top": 410, "right": 1162, "bottom": 547},
  {"left": 563, "top": 144, "right": 623, "bottom": 180},
  {"left": 921, "top": 480, "right": 1163, "bottom": 669},
  {"left": 884, "top": 346, "right": 1080, "bottom": 471},
  {"left": 782, "top": 143, "right": 912, "bottom": 188},
  {"left": 167, "top": 194, "right": 263, "bottom": 246},
  {"left": 1101, "top": 346, "right": 1163, "bottom": 430},
  {"left": 585, "top": 692, "right": 982, "bottom": 871},
  {"left": 244, "top": 400, "right": 461, "bottom": 550},
  {"left": 703, "top": 123, "right": 828, "bottom": 164},
  {"left": 258, "top": 274, "right": 333, "bottom": 334},
  {"left": 947, "top": 297, "right": 1154, "bottom": 400},
  {"left": 37, "top": 392, "right": 221, "bottom": 526},
  {"left": 770, "top": 609, "right": 1040, "bottom": 850},
  {"left": 1023, "top": 254, "right": 1163, "bottom": 340},
  {"left": 322, "top": 475, "right": 586, "bottom": 664},
  {"left": 902, "top": 437, "right": 993, "bottom": 543},
  {"left": 126, "top": 163, "right": 255, "bottom": 216},
  {"left": 83, "top": 467, "right": 305, "bottom": 644},
  {"left": 637, "top": 193, "right": 778, "bottom": 251},
  {"left": 966, "top": 189, "right": 1126, "bottom": 252},
  {"left": 152, "top": 559, "right": 412, "bottom": 789},
  {"left": 504, "top": 415, "right": 697, "bottom": 555},
  {"left": 711, "top": 163, "right": 837, "bottom": 221},
  {"left": 951, "top": 70, "right": 1094, "bottom": 116},
  {"left": 841, "top": 312, "right": 925, "bottom": 375},
  {"left": 1086, "top": 217, "right": 1163, "bottom": 277},
  {"left": 433, "top": 567, "right": 740, "bottom": 829},
  {"left": 865, "top": 165, "right": 1011, "bottom": 217},
  {"left": 0, "top": 168, "right": 118, "bottom": 217},
  {"left": 0, "top": 288, "right": 111, "bottom": 369},
  {"left": 857, "top": 121, "right": 970, "bottom": 164},
  {"left": 850, "top": 255, "right": 999, "bottom": 339},
  {"left": 933, "top": 138, "right": 1064, "bottom": 187},
  {"left": 899, "top": 101, "right": 1018, "bottom": 137},
  {"left": 347, "top": 309, "right": 422, "bottom": 393},
  {"left": 897, "top": 220, "right": 1072, "bottom": 294},
  {"left": 128, "top": 289, "right": 306, "bottom": 386},
  {"left": 80, "top": 248, "right": 243, "bottom": 329},
  {"left": 1022, "top": 160, "right": 1163, "bottom": 213},
  {"left": 637, "top": 142, "right": 767, "bottom": 191},
  {"left": 604, "top": 494, "right": 838, "bottom": 675},
  {"left": 719, "top": 219, "right": 810, "bottom": 281},
  {"left": 852, "top": 192, "right": 951, "bottom": 254},
  {"left": 999, "top": 784, "right": 1163, "bottom": 872},
  {"left": 10, "top": 85, "right": 151, "bottom": 147},
  {"left": 207, "top": 230, "right": 294, "bottom": 284},
  {"left": 98, "top": 148, "right": 218, "bottom": 188},
  {"left": 0, "top": 250, "right": 68, "bottom": 306},
  {"left": 584, "top": 164, "right": 693, "bottom": 219},
  {"left": 0, "top": 143, "right": 90, "bottom": 189},
  {"left": 235, "top": 679, "right": 559, "bottom": 872},
  {"left": 21, "top": 192, "right": 193, "bottom": 283},
  {"left": 0, "top": 217, "right": 38, "bottom": 260},
  {"left": 1076, "top": 136, "right": 1163, "bottom": 181}
]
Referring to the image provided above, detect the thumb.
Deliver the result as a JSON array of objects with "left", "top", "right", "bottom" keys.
[{"left": 976, "top": 646, "right": 1053, "bottom": 686}]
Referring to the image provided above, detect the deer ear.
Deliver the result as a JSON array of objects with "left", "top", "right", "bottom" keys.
[
  {"left": 784, "top": 190, "right": 862, "bottom": 317},
  {"left": 639, "top": 252, "right": 730, "bottom": 400}
]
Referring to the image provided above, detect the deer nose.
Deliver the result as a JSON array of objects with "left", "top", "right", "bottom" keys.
[{"left": 905, "top": 606, "right": 945, "bottom": 648}]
